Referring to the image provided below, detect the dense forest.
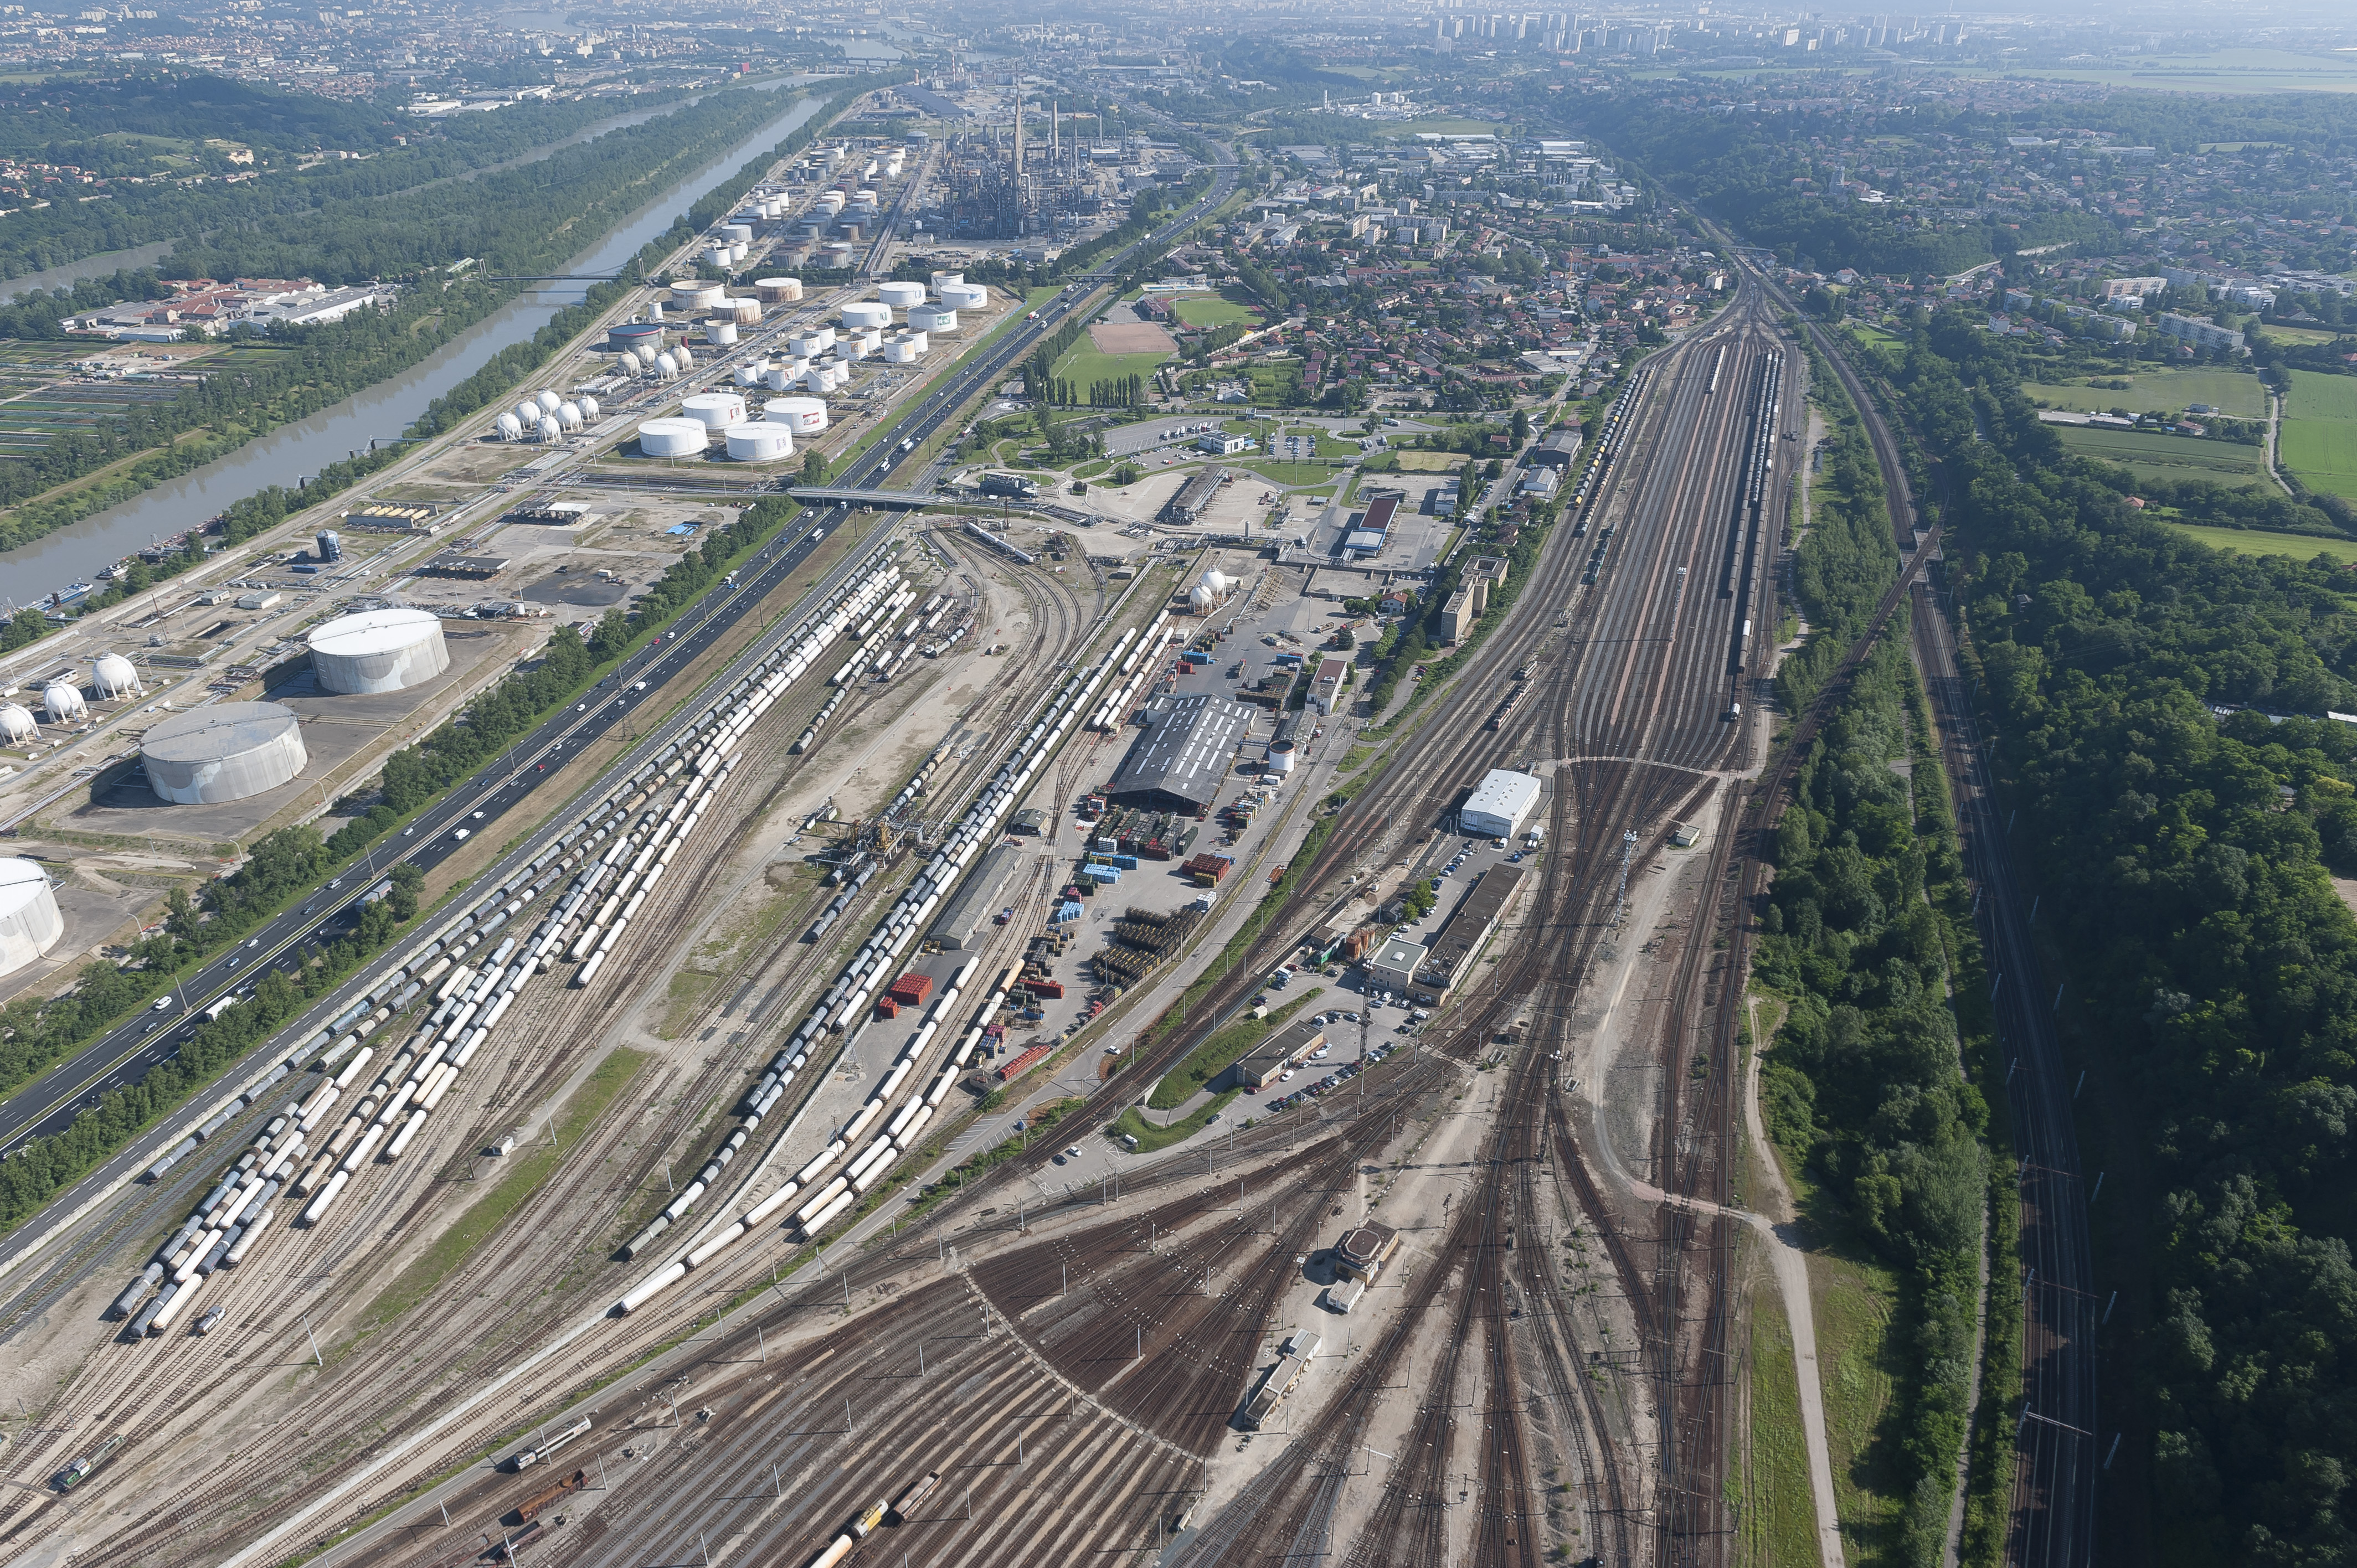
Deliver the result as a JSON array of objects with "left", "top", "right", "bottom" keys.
[
  {"left": 1758, "top": 630, "right": 2004, "bottom": 1565},
  {"left": 0, "top": 74, "right": 649, "bottom": 280},
  {"left": 1892, "top": 311, "right": 2357, "bottom": 1558},
  {"left": 1777, "top": 343, "right": 1905, "bottom": 714}
]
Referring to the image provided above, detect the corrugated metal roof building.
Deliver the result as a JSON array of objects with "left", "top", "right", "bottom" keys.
[
  {"left": 926, "top": 842, "right": 1023, "bottom": 950},
  {"left": 1104, "top": 693, "right": 1253, "bottom": 811}
]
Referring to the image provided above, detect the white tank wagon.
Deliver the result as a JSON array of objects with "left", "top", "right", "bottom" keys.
[
  {"left": 0, "top": 859, "right": 63, "bottom": 979},
  {"left": 307, "top": 608, "right": 450, "bottom": 696},
  {"left": 725, "top": 424, "right": 794, "bottom": 462},
  {"left": 92, "top": 653, "right": 143, "bottom": 699},
  {"left": 42, "top": 681, "right": 85, "bottom": 723},
  {"left": 0, "top": 703, "right": 34, "bottom": 742},
  {"left": 637, "top": 418, "right": 709, "bottom": 458},
  {"left": 142, "top": 701, "right": 306, "bottom": 804},
  {"left": 679, "top": 392, "right": 749, "bottom": 431}
]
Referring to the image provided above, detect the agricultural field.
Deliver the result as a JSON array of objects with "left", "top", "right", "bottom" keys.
[
  {"left": 2281, "top": 369, "right": 2357, "bottom": 503},
  {"left": 2020, "top": 367, "right": 2266, "bottom": 419},
  {"left": 0, "top": 342, "right": 215, "bottom": 459},
  {"left": 2154, "top": 520, "right": 2357, "bottom": 565},
  {"left": 2052, "top": 424, "right": 2271, "bottom": 489}
]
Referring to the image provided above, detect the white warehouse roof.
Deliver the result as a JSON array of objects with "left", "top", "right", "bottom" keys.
[{"left": 1460, "top": 768, "right": 1542, "bottom": 840}]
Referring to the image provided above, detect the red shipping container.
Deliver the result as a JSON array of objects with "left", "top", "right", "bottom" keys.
[
  {"left": 887, "top": 972, "right": 934, "bottom": 1005},
  {"left": 997, "top": 1042, "right": 1053, "bottom": 1081},
  {"left": 1023, "top": 978, "right": 1066, "bottom": 999},
  {"left": 874, "top": 997, "right": 900, "bottom": 1019}
]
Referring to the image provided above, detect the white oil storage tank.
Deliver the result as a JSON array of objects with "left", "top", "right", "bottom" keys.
[
  {"left": 0, "top": 704, "right": 33, "bottom": 743},
  {"left": 496, "top": 411, "right": 524, "bottom": 441},
  {"left": 41, "top": 682, "right": 84, "bottom": 723},
  {"left": 938, "top": 282, "right": 989, "bottom": 311},
  {"left": 756, "top": 277, "right": 803, "bottom": 304},
  {"left": 637, "top": 418, "right": 708, "bottom": 458},
  {"left": 534, "top": 391, "right": 561, "bottom": 415},
  {"left": 0, "top": 859, "right": 63, "bottom": 979},
  {"left": 536, "top": 415, "right": 562, "bottom": 443},
  {"left": 557, "top": 401, "right": 584, "bottom": 429},
  {"left": 734, "top": 363, "right": 765, "bottom": 388},
  {"left": 680, "top": 392, "right": 748, "bottom": 430},
  {"left": 580, "top": 395, "right": 601, "bottom": 422},
  {"left": 841, "top": 302, "right": 892, "bottom": 331},
  {"left": 653, "top": 352, "right": 680, "bottom": 379},
  {"left": 707, "top": 321, "right": 739, "bottom": 347},
  {"left": 308, "top": 607, "right": 450, "bottom": 696},
  {"left": 929, "top": 270, "right": 964, "bottom": 293},
  {"left": 92, "top": 653, "right": 142, "bottom": 699},
  {"left": 724, "top": 424, "right": 794, "bottom": 462},
  {"left": 909, "top": 306, "right": 958, "bottom": 333},
  {"left": 877, "top": 281, "right": 926, "bottom": 310},
  {"left": 513, "top": 400, "right": 541, "bottom": 427},
  {"left": 142, "top": 702, "right": 307, "bottom": 805},
  {"left": 882, "top": 337, "right": 918, "bottom": 364},
  {"left": 675, "top": 344, "right": 696, "bottom": 369},
  {"left": 670, "top": 281, "right": 724, "bottom": 311},
  {"left": 764, "top": 397, "right": 829, "bottom": 435}
]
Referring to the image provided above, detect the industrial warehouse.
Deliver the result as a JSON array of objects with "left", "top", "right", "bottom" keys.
[{"left": 1101, "top": 692, "right": 1255, "bottom": 812}]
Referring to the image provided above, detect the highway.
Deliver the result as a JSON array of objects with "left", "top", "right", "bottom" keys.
[{"left": 0, "top": 148, "right": 1238, "bottom": 1273}]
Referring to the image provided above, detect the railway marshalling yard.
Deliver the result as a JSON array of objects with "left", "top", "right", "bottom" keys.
[{"left": 0, "top": 262, "right": 1836, "bottom": 1568}]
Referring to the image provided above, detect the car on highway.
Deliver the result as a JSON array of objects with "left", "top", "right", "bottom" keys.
[
  {"left": 453, "top": 828, "right": 470, "bottom": 842},
  {"left": 152, "top": 996, "right": 174, "bottom": 1011}
]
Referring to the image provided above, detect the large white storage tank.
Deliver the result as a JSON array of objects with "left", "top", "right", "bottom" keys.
[
  {"left": 938, "top": 282, "right": 989, "bottom": 311},
  {"left": 308, "top": 607, "right": 450, "bottom": 695},
  {"left": 929, "top": 270, "right": 964, "bottom": 293},
  {"left": 496, "top": 411, "right": 524, "bottom": 441},
  {"left": 92, "top": 653, "right": 143, "bottom": 699},
  {"left": 534, "top": 391, "right": 561, "bottom": 416},
  {"left": 42, "top": 682, "right": 85, "bottom": 723},
  {"left": 0, "top": 859, "right": 63, "bottom": 979},
  {"left": 536, "top": 415, "right": 563, "bottom": 444},
  {"left": 724, "top": 424, "right": 794, "bottom": 462},
  {"left": 638, "top": 418, "right": 709, "bottom": 457},
  {"left": 734, "top": 363, "right": 766, "bottom": 388},
  {"left": 756, "top": 277, "right": 804, "bottom": 304},
  {"left": 0, "top": 704, "right": 33, "bottom": 743},
  {"left": 671, "top": 281, "right": 725, "bottom": 311},
  {"left": 842, "top": 301, "right": 892, "bottom": 331},
  {"left": 877, "top": 281, "right": 927, "bottom": 310},
  {"left": 764, "top": 397, "right": 829, "bottom": 435},
  {"left": 652, "top": 352, "right": 680, "bottom": 379},
  {"left": 680, "top": 392, "right": 749, "bottom": 431},
  {"left": 1459, "top": 768, "right": 1542, "bottom": 840},
  {"left": 909, "top": 306, "right": 958, "bottom": 333},
  {"left": 143, "top": 701, "right": 307, "bottom": 805}
]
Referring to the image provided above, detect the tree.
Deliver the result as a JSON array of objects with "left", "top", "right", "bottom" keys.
[
  {"left": 1113, "top": 461, "right": 1141, "bottom": 487},
  {"left": 801, "top": 450, "right": 828, "bottom": 483},
  {"left": 1511, "top": 408, "right": 1531, "bottom": 445}
]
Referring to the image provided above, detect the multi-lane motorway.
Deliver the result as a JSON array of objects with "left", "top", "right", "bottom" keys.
[{"left": 0, "top": 148, "right": 1238, "bottom": 1278}]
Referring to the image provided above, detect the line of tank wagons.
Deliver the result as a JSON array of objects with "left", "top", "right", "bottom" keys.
[
  {"left": 606, "top": 612, "right": 1157, "bottom": 1315},
  {"left": 105, "top": 551, "right": 912, "bottom": 1340},
  {"left": 1720, "top": 345, "right": 1785, "bottom": 687}
]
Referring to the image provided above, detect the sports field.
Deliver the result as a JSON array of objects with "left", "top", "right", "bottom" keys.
[
  {"left": 1172, "top": 295, "right": 1259, "bottom": 329},
  {"left": 2282, "top": 369, "right": 2357, "bottom": 503},
  {"left": 2054, "top": 425, "right": 2270, "bottom": 490}
]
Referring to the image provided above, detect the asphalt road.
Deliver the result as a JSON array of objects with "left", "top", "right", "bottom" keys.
[{"left": 0, "top": 147, "right": 1238, "bottom": 1218}]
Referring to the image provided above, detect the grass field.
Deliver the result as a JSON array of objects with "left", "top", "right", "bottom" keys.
[
  {"left": 2054, "top": 424, "right": 2271, "bottom": 489},
  {"left": 1148, "top": 989, "right": 1324, "bottom": 1110},
  {"left": 2283, "top": 368, "right": 2357, "bottom": 502},
  {"left": 2021, "top": 367, "right": 2265, "bottom": 419},
  {"left": 1049, "top": 342, "right": 1170, "bottom": 401},
  {"left": 1743, "top": 1268, "right": 1823, "bottom": 1566},
  {"left": 1385, "top": 450, "right": 1471, "bottom": 472},
  {"left": 2258, "top": 323, "right": 2351, "bottom": 347},
  {"left": 2155, "top": 519, "right": 2357, "bottom": 563},
  {"left": 1173, "top": 295, "right": 1260, "bottom": 329},
  {"left": 1237, "top": 460, "right": 1344, "bottom": 486}
]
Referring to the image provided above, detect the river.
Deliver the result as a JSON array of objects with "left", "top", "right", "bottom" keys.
[{"left": 0, "top": 78, "right": 831, "bottom": 604}]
